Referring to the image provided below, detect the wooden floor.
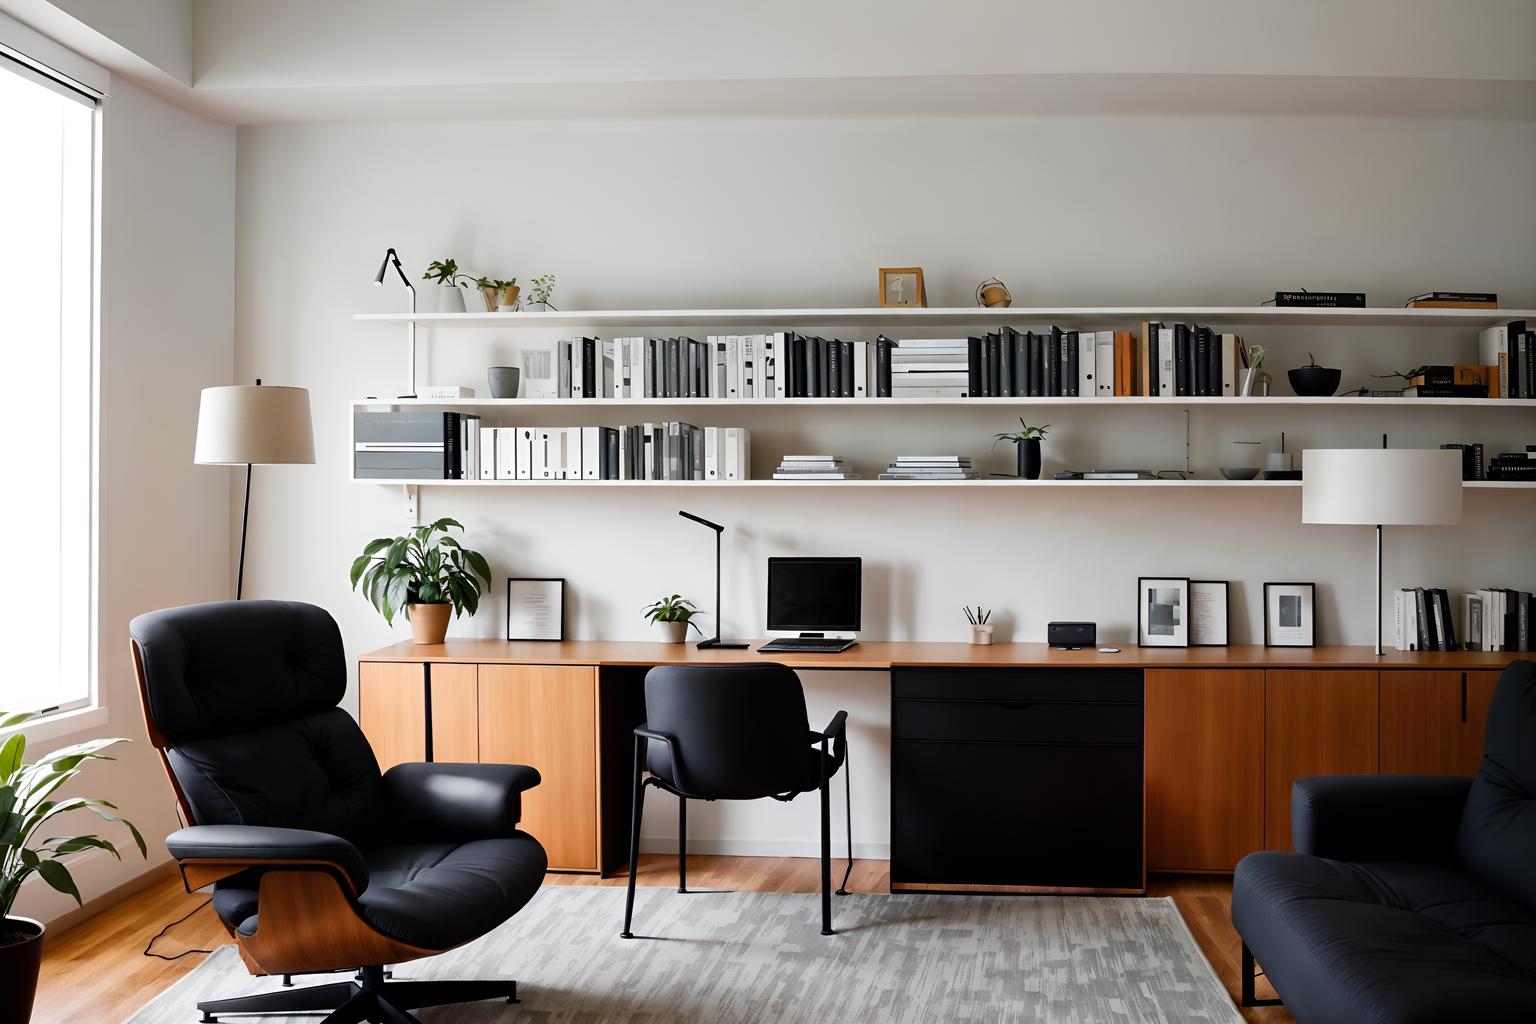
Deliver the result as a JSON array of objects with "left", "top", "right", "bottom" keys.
[{"left": 33, "top": 858, "right": 1291, "bottom": 1023}]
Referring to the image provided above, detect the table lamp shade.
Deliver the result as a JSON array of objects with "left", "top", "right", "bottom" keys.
[
  {"left": 194, "top": 385, "right": 315, "bottom": 465},
  {"left": 1301, "top": 448, "right": 1462, "bottom": 526}
]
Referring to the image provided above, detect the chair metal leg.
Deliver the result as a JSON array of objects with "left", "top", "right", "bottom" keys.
[
  {"left": 621, "top": 734, "right": 647, "bottom": 938},
  {"left": 321, "top": 990, "right": 376, "bottom": 1024},
  {"left": 198, "top": 980, "right": 357, "bottom": 1021},
  {"left": 1241, "top": 941, "right": 1284, "bottom": 1007},
  {"left": 678, "top": 794, "right": 688, "bottom": 893},
  {"left": 820, "top": 736, "right": 834, "bottom": 936},
  {"left": 387, "top": 979, "right": 519, "bottom": 1009},
  {"left": 836, "top": 738, "right": 853, "bottom": 896}
]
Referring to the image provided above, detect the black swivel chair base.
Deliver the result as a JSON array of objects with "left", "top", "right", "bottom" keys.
[
  {"left": 197, "top": 966, "right": 518, "bottom": 1024},
  {"left": 1239, "top": 942, "right": 1284, "bottom": 1008}
]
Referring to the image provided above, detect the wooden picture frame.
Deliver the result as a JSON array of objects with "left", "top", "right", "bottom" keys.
[
  {"left": 878, "top": 267, "right": 927, "bottom": 308},
  {"left": 1264, "top": 582, "right": 1315, "bottom": 648},
  {"left": 506, "top": 577, "right": 565, "bottom": 641},
  {"left": 1137, "top": 576, "right": 1190, "bottom": 648},
  {"left": 1189, "top": 580, "right": 1230, "bottom": 647}
]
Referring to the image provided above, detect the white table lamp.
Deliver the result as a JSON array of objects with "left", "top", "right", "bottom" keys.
[
  {"left": 195, "top": 382, "right": 315, "bottom": 599},
  {"left": 1301, "top": 448, "right": 1462, "bottom": 655}
]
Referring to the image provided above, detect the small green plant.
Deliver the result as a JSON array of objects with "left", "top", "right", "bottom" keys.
[
  {"left": 423, "top": 258, "right": 471, "bottom": 287},
  {"left": 474, "top": 277, "right": 517, "bottom": 290},
  {"left": 1246, "top": 344, "right": 1267, "bottom": 369},
  {"left": 528, "top": 275, "right": 556, "bottom": 305},
  {"left": 643, "top": 594, "right": 703, "bottom": 634},
  {"left": 0, "top": 712, "right": 147, "bottom": 919},
  {"left": 350, "top": 518, "right": 493, "bottom": 625},
  {"left": 992, "top": 418, "right": 1050, "bottom": 447}
]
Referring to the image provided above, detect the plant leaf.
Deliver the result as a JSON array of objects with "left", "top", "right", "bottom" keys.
[
  {"left": 0, "top": 733, "right": 23, "bottom": 783},
  {"left": 36, "top": 859, "right": 81, "bottom": 905},
  {"left": 464, "top": 550, "right": 492, "bottom": 586}
]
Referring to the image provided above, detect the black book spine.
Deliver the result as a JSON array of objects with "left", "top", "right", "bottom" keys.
[
  {"left": 1013, "top": 331, "right": 1028, "bottom": 395},
  {"left": 986, "top": 334, "right": 1000, "bottom": 397},
  {"left": 820, "top": 339, "right": 834, "bottom": 397},
  {"left": 1147, "top": 324, "right": 1161, "bottom": 397},
  {"left": 840, "top": 340, "right": 854, "bottom": 398},
  {"left": 1520, "top": 592, "right": 1531, "bottom": 652},
  {"left": 605, "top": 428, "right": 619, "bottom": 480},
  {"left": 1524, "top": 331, "right": 1536, "bottom": 399},
  {"left": 582, "top": 338, "right": 597, "bottom": 398},
  {"left": 967, "top": 336, "right": 983, "bottom": 397},
  {"left": 828, "top": 339, "right": 842, "bottom": 397},
  {"left": 1064, "top": 331, "right": 1079, "bottom": 397},
  {"left": 876, "top": 336, "right": 893, "bottom": 397},
  {"left": 1194, "top": 327, "right": 1210, "bottom": 396},
  {"left": 442, "top": 412, "right": 460, "bottom": 480},
  {"left": 1471, "top": 442, "right": 1485, "bottom": 480},
  {"left": 1435, "top": 589, "right": 1459, "bottom": 651},
  {"left": 1027, "top": 332, "right": 1042, "bottom": 397},
  {"left": 1273, "top": 291, "right": 1367, "bottom": 307},
  {"left": 1415, "top": 588, "right": 1433, "bottom": 651},
  {"left": 999, "top": 327, "right": 1015, "bottom": 398},
  {"left": 1046, "top": 327, "right": 1061, "bottom": 397},
  {"left": 789, "top": 335, "right": 804, "bottom": 397},
  {"left": 1174, "top": 324, "right": 1191, "bottom": 397}
]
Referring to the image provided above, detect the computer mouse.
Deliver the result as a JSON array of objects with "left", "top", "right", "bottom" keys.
[{"left": 1098, "top": 647, "right": 1121, "bottom": 653}]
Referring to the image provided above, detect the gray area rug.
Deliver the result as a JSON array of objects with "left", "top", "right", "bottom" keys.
[{"left": 127, "top": 888, "right": 1242, "bottom": 1023}]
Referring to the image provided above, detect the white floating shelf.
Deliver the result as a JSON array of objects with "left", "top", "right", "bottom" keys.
[
  {"left": 354, "top": 306, "right": 1536, "bottom": 332},
  {"left": 352, "top": 478, "right": 1532, "bottom": 490},
  {"left": 353, "top": 396, "right": 1533, "bottom": 411}
]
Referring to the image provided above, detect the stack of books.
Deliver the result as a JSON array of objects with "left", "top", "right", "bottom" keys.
[
  {"left": 1488, "top": 448, "right": 1536, "bottom": 481},
  {"left": 878, "top": 456, "right": 977, "bottom": 480},
  {"left": 1400, "top": 586, "right": 1534, "bottom": 652},
  {"left": 1477, "top": 320, "right": 1533, "bottom": 399},
  {"left": 891, "top": 339, "right": 970, "bottom": 397},
  {"left": 1406, "top": 291, "right": 1498, "bottom": 309},
  {"left": 772, "top": 455, "right": 859, "bottom": 480}
]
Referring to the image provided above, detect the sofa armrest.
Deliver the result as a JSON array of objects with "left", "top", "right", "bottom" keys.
[
  {"left": 166, "top": 824, "right": 369, "bottom": 892},
  {"left": 382, "top": 762, "right": 541, "bottom": 840},
  {"left": 1292, "top": 775, "right": 1472, "bottom": 863}
]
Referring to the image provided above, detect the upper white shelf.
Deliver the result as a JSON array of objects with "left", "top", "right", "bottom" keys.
[
  {"left": 354, "top": 306, "right": 1535, "bottom": 332},
  {"left": 352, "top": 396, "right": 1532, "bottom": 411}
]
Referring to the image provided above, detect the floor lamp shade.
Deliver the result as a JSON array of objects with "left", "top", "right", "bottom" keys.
[
  {"left": 194, "top": 385, "right": 315, "bottom": 465},
  {"left": 1302, "top": 449, "right": 1462, "bottom": 526}
]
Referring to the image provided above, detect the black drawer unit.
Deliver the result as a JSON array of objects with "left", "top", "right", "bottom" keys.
[{"left": 891, "top": 667, "right": 1144, "bottom": 893}]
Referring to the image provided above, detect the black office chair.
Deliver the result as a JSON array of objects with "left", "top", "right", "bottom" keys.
[
  {"left": 620, "top": 663, "right": 852, "bottom": 937},
  {"left": 129, "top": 600, "right": 548, "bottom": 1024}
]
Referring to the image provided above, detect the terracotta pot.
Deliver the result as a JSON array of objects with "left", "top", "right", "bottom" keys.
[
  {"left": 500, "top": 284, "right": 521, "bottom": 309},
  {"left": 655, "top": 620, "right": 688, "bottom": 644},
  {"left": 408, "top": 602, "right": 451, "bottom": 644},
  {"left": 0, "top": 916, "right": 45, "bottom": 1024},
  {"left": 478, "top": 286, "right": 500, "bottom": 312}
]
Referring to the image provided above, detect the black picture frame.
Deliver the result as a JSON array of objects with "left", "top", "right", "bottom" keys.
[
  {"left": 1189, "top": 580, "right": 1230, "bottom": 647},
  {"left": 1137, "top": 576, "right": 1190, "bottom": 648},
  {"left": 1264, "top": 581, "right": 1316, "bottom": 648},
  {"left": 506, "top": 577, "right": 565, "bottom": 641}
]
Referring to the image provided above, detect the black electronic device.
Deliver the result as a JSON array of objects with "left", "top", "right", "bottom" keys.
[
  {"left": 1048, "top": 621, "right": 1097, "bottom": 648},
  {"left": 762, "top": 556, "right": 862, "bottom": 653}
]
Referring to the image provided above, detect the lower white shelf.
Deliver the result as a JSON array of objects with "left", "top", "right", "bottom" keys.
[{"left": 354, "top": 478, "right": 1532, "bottom": 490}]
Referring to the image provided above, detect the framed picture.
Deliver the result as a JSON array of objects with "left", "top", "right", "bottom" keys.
[
  {"left": 1189, "top": 580, "right": 1230, "bottom": 647},
  {"left": 1137, "top": 576, "right": 1190, "bottom": 648},
  {"left": 506, "top": 577, "right": 565, "bottom": 641},
  {"left": 1264, "top": 582, "right": 1315, "bottom": 648},
  {"left": 878, "top": 267, "right": 927, "bottom": 308}
]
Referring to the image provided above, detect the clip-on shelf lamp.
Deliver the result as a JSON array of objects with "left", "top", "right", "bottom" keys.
[
  {"left": 679, "top": 510, "right": 749, "bottom": 649},
  {"left": 373, "top": 247, "right": 417, "bottom": 398}
]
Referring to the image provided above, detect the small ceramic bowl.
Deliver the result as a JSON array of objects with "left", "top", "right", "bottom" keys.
[{"left": 1220, "top": 467, "right": 1261, "bottom": 480}]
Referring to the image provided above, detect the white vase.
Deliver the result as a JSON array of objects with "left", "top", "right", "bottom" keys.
[
  {"left": 655, "top": 620, "right": 688, "bottom": 644},
  {"left": 1240, "top": 367, "right": 1261, "bottom": 397},
  {"left": 523, "top": 301, "right": 550, "bottom": 312},
  {"left": 435, "top": 284, "right": 466, "bottom": 314}
]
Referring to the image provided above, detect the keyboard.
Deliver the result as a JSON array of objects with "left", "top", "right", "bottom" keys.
[{"left": 757, "top": 638, "right": 858, "bottom": 654}]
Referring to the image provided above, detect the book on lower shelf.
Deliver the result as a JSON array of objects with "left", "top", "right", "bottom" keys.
[
  {"left": 1397, "top": 586, "right": 1534, "bottom": 652},
  {"left": 878, "top": 455, "right": 977, "bottom": 480},
  {"left": 772, "top": 455, "right": 860, "bottom": 480}
]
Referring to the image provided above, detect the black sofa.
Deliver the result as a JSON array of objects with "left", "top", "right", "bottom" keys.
[{"left": 1233, "top": 659, "right": 1536, "bottom": 1023}]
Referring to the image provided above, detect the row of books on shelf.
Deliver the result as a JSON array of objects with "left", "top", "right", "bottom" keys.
[
  {"left": 1477, "top": 320, "right": 1535, "bottom": 398},
  {"left": 768, "top": 455, "right": 980, "bottom": 480},
  {"left": 1440, "top": 444, "right": 1536, "bottom": 481},
  {"left": 353, "top": 411, "right": 750, "bottom": 481},
  {"left": 1395, "top": 587, "right": 1534, "bottom": 652}
]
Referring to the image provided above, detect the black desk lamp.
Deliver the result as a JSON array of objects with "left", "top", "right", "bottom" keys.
[{"left": 679, "top": 510, "right": 749, "bottom": 649}]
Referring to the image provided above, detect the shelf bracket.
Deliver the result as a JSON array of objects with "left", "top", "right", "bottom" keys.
[{"left": 402, "top": 485, "right": 418, "bottom": 523}]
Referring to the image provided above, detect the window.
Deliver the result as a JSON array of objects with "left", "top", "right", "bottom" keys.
[{"left": 0, "top": 55, "right": 97, "bottom": 715}]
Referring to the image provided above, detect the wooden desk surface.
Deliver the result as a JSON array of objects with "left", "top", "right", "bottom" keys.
[{"left": 361, "top": 639, "right": 1521, "bottom": 672}]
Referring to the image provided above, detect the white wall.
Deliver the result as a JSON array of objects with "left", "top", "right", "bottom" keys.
[
  {"left": 234, "top": 113, "right": 1536, "bottom": 858},
  {"left": 15, "top": 75, "right": 235, "bottom": 924}
]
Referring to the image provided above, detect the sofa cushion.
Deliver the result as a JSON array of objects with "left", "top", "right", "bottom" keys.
[
  {"left": 1234, "top": 851, "right": 1536, "bottom": 1024},
  {"left": 1458, "top": 659, "right": 1536, "bottom": 911}
]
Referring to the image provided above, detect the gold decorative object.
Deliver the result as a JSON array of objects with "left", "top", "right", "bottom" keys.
[{"left": 976, "top": 277, "right": 1012, "bottom": 308}]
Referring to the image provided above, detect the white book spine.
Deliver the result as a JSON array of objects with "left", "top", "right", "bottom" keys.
[
  {"left": 581, "top": 426, "right": 600, "bottom": 479},
  {"left": 1221, "top": 334, "right": 1238, "bottom": 396},
  {"left": 1158, "top": 328, "right": 1175, "bottom": 396},
  {"left": 740, "top": 428, "right": 751, "bottom": 480},
  {"left": 761, "top": 334, "right": 775, "bottom": 399},
  {"left": 774, "top": 332, "right": 789, "bottom": 398},
  {"left": 725, "top": 337, "right": 740, "bottom": 398},
  {"left": 495, "top": 427, "right": 517, "bottom": 480},
  {"left": 705, "top": 426, "right": 720, "bottom": 479},
  {"left": 1095, "top": 332, "right": 1114, "bottom": 396},
  {"left": 742, "top": 335, "right": 757, "bottom": 398},
  {"left": 1479, "top": 326, "right": 1509, "bottom": 398},
  {"left": 1394, "top": 590, "right": 1407, "bottom": 651},
  {"left": 853, "top": 340, "right": 868, "bottom": 397},
  {"left": 557, "top": 340, "right": 571, "bottom": 399},
  {"left": 723, "top": 427, "right": 740, "bottom": 480},
  {"left": 531, "top": 429, "right": 550, "bottom": 479},
  {"left": 1078, "top": 331, "right": 1096, "bottom": 397},
  {"left": 570, "top": 341, "right": 584, "bottom": 400},
  {"left": 479, "top": 426, "right": 496, "bottom": 480},
  {"left": 516, "top": 428, "right": 533, "bottom": 480}
]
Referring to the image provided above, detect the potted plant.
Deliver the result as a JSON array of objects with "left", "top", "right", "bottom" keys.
[
  {"left": 350, "top": 518, "right": 493, "bottom": 645},
  {"left": 1287, "top": 352, "right": 1342, "bottom": 397},
  {"left": 473, "top": 277, "right": 517, "bottom": 313},
  {"left": 524, "top": 274, "right": 556, "bottom": 312},
  {"left": 422, "top": 258, "right": 471, "bottom": 314},
  {"left": 0, "top": 712, "right": 146, "bottom": 1023},
  {"left": 993, "top": 419, "right": 1050, "bottom": 480},
  {"left": 1240, "top": 344, "right": 1267, "bottom": 396},
  {"left": 643, "top": 594, "right": 703, "bottom": 644}
]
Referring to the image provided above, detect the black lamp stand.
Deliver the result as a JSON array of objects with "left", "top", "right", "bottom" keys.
[{"left": 679, "top": 510, "right": 749, "bottom": 649}]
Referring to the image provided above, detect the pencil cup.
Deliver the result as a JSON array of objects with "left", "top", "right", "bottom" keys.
[{"left": 969, "top": 624, "right": 994, "bottom": 645}]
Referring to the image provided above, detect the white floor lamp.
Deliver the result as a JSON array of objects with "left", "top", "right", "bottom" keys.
[
  {"left": 1301, "top": 448, "right": 1463, "bottom": 656},
  {"left": 195, "top": 381, "right": 315, "bottom": 599}
]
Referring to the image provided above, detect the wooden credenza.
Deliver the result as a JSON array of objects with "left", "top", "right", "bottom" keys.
[{"left": 358, "top": 641, "right": 1517, "bottom": 881}]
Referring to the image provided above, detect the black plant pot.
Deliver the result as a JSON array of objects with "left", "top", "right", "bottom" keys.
[
  {"left": 0, "top": 916, "right": 44, "bottom": 1024},
  {"left": 1017, "top": 439, "right": 1042, "bottom": 480},
  {"left": 1287, "top": 365, "right": 1342, "bottom": 397}
]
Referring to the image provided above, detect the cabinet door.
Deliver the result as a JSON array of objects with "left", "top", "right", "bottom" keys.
[
  {"left": 478, "top": 664, "right": 598, "bottom": 871},
  {"left": 358, "top": 662, "right": 426, "bottom": 771},
  {"left": 1145, "top": 669, "right": 1264, "bottom": 872},
  {"left": 1264, "top": 670, "right": 1378, "bottom": 852},
  {"left": 429, "top": 663, "right": 480, "bottom": 763},
  {"left": 1380, "top": 670, "right": 1497, "bottom": 777}
]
